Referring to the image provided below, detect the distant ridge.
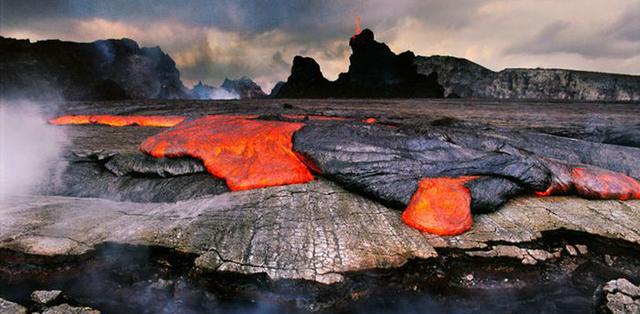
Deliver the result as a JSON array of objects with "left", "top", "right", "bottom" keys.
[
  {"left": 0, "top": 36, "right": 187, "bottom": 100},
  {"left": 415, "top": 55, "right": 640, "bottom": 101}
]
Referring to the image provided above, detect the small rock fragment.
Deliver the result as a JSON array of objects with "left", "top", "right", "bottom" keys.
[
  {"left": 565, "top": 244, "right": 578, "bottom": 256},
  {"left": 42, "top": 304, "right": 100, "bottom": 314},
  {"left": 0, "top": 297, "right": 27, "bottom": 314},
  {"left": 594, "top": 278, "right": 640, "bottom": 314},
  {"left": 605, "top": 254, "right": 616, "bottom": 266},
  {"left": 31, "top": 290, "right": 63, "bottom": 305},
  {"left": 575, "top": 244, "right": 588, "bottom": 255}
]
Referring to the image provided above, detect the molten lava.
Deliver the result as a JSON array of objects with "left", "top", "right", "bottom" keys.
[
  {"left": 49, "top": 115, "right": 185, "bottom": 127},
  {"left": 537, "top": 165, "right": 640, "bottom": 200},
  {"left": 572, "top": 167, "right": 640, "bottom": 200},
  {"left": 402, "top": 176, "right": 478, "bottom": 236},
  {"left": 281, "top": 114, "right": 349, "bottom": 121},
  {"left": 140, "top": 115, "right": 314, "bottom": 191},
  {"left": 354, "top": 16, "right": 362, "bottom": 37}
]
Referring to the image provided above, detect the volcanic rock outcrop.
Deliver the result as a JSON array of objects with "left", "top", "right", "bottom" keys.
[
  {"left": 220, "top": 76, "right": 266, "bottom": 99},
  {"left": 188, "top": 77, "right": 266, "bottom": 100},
  {"left": 0, "top": 36, "right": 187, "bottom": 100},
  {"left": 275, "top": 29, "right": 444, "bottom": 98},
  {"left": 416, "top": 55, "right": 640, "bottom": 100}
]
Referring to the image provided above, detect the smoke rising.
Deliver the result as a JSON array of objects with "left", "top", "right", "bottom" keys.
[
  {"left": 0, "top": 100, "right": 69, "bottom": 201},
  {"left": 208, "top": 87, "right": 240, "bottom": 100}
]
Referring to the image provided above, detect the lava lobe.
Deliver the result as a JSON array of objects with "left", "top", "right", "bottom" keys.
[
  {"left": 49, "top": 115, "right": 186, "bottom": 127},
  {"left": 139, "top": 115, "right": 314, "bottom": 191},
  {"left": 402, "top": 176, "right": 478, "bottom": 236},
  {"left": 538, "top": 161, "right": 640, "bottom": 200}
]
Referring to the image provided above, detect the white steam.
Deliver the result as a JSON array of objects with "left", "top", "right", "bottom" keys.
[
  {"left": 207, "top": 87, "right": 240, "bottom": 100},
  {"left": 0, "top": 100, "right": 69, "bottom": 200}
]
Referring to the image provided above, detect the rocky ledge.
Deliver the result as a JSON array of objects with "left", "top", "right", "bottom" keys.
[{"left": 2, "top": 179, "right": 639, "bottom": 284}]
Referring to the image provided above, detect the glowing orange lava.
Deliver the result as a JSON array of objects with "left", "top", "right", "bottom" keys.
[
  {"left": 402, "top": 176, "right": 478, "bottom": 236},
  {"left": 49, "top": 115, "right": 186, "bottom": 127},
  {"left": 536, "top": 166, "right": 640, "bottom": 200},
  {"left": 140, "top": 115, "right": 314, "bottom": 191},
  {"left": 281, "top": 114, "right": 349, "bottom": 121},
  {"left": 572, "top": 167, "right": 640, "bottom": 200},
  {"left": 354, "top": 16, "right": 362, "bottom": 37}
]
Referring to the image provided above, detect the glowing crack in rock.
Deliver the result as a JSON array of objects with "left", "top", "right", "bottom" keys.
[
  {"left": 140, "top": 115, "right": 314, "bottom": 191},
  {"left": 49, "top": 115, "right": 186, "bottom": 127},
  {"left": 402, "top": 176, "right": 479, "bottom": 236}
]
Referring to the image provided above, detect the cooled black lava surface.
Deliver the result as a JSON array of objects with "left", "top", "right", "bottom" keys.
[
  {"left": 293, "top": 121, "right": 550, "bottom": 212},
  {"left": 293, "top": 119, "right": 640, "bottom": 213}
]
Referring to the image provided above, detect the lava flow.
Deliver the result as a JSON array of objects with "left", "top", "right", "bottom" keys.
[
  {"left": 281, "top": 114, "right": 349, "bottom": 121},
  {"left": 537, "top": 164, "right": 640, "bottom": 201},
  {"left": 49, "top": 115, "right": 186, "bottom": 127},
  {"left": 140, "top": 115, "right": 314, "bottom": 191},
  {"left": 402, "top": 176, "right": 479, "bottom": 236}
]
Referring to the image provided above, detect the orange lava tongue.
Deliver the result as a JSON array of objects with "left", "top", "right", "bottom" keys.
[
  {"left": 140, "top": 115, "right": 314, "bottom": 191},
  {"left": 49, "top": 115, "right": 185, "bottom": 127},
  {"left": 402, "top": 176, "right": 478, "bottom": 236},
  {"left": 572, "top": 167, "right": 640, "bottom": 200}
]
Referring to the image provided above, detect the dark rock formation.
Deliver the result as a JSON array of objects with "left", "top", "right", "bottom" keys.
[
  {"left": 293, "top": 121, "right": 549, "bottom": 211},
  {"left": 0, "top": 36, "right": 187, "bottom": 100},
  {"left": 275, "top": 29, "right": 444, "bottom": 98},
  {"left": 269, "top": 81, "right": 285, "bottom": 97},
  {"left": 104, "top": 153, "right": 205, "bottom": 177},
  {"left": 188, "top": 81, "right": 219, "bottom": 100},
  {"left": 42, "top": 159, "right": 228, "bottom": 203},
  {"left": 188, "top": 77, "right": 265, "bottom": 100},
  {"left": 275, "top": 56, "right": 333, "bottom": 98},
  {"left": 221, "top": 76, "right": 266, "bottom": 99},
  {"left": 416, "top": 55, "right": 640, "bottom": 100},
  {"left": 293, "top": 120, "right": 640, "bottom": 214}
]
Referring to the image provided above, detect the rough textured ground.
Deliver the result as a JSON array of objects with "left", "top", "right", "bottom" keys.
[
  {"left": 2, "top": 98, "right": 640, "bottom": 287},
  {"left": 2, "top": 181, "right": 639, "bottom": 285},
  {"left": 1, "top": 99, "right": 639, "bottom": 314}
]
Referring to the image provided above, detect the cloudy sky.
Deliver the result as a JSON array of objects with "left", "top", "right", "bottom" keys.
[{"left": 1, "top": 0, "right": 638, "bottom": 92}]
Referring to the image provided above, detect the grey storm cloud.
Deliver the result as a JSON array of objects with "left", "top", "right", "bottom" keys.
[
  {"left": 0, "top": 0, "right": 482, "bottom": 33},
  {"left": 1, "top": 0, "right": 638, "bottom": 90}
]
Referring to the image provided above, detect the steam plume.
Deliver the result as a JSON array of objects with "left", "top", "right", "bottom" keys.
[{"left": 0, "top": 100, "right": 69, "bottom": 201}]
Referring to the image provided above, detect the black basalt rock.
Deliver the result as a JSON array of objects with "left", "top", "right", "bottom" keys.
[
  {"left": 0, "top": 36, "right": 188, "bottom": 100},
  {"left": 292, "top": 121, "right": 550, "bottom": 212},
  {"left": 275, "top": 56, "right": 332, "bottom": 98},
  {"left": 275, "top": 29, "right": 444, "bottom": 98}
]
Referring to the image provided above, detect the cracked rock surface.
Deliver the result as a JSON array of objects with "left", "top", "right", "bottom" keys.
[
  {"left": 595, "top": 278, "right": 640, "bottom": 314},
  {"left": 2, "top": 179, "right": 639, "bottom": 284}
]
